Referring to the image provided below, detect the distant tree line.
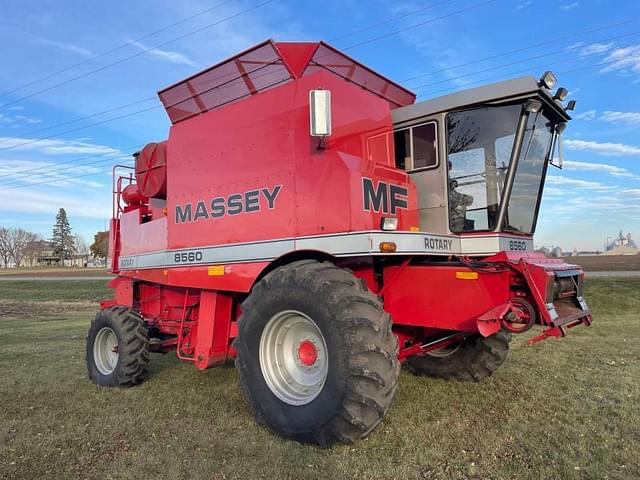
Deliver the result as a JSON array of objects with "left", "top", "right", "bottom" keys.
[
  {"left": 0, "top": 227, "right": 39, "bottom": 267},
  {"left": 0, "top": 208, "right": 107, "bottom": 268}
]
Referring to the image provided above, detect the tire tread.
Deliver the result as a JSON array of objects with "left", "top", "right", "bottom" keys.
[
  {"left": 236, "top": 260, "right": 399, "bottom": 445},
  {"left": 86, "top": 306, "right": 149, "bottom": 387}
]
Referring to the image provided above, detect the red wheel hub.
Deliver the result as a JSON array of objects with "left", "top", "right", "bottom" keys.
[{"left": 297, "top": 340, "right": 317, "bottom": 366}]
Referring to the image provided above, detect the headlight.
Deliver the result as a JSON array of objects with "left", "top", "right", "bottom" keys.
[
  {"left": 539, "top": 71, "right": 557, "bottom": 89},
  {"left": 381, "top": 217, "right": 398, "bottom": 231},
  {"left": 553, "top": 87, "right": 568, "bottom": 101}
]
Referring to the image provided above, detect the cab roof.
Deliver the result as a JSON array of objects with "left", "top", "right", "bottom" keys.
[{"left": 392, "top": 76, "right": 571, "bottom": 127}]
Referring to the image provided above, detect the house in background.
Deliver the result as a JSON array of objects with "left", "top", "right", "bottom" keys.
[
  {"left": 21, "top": 240, "right": 93, "bottom": 267},
  {"left": 22, "top": 240, "right": 59, "bottom": 267}
]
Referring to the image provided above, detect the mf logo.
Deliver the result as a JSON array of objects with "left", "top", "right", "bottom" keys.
[{"left": 362, "top": 177, "right": 408, "bottom": 214}]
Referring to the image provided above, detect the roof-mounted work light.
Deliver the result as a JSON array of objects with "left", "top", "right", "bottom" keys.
[
  {"left": 539, "top": 71, "right": 557, "bottom": 89},
  {"left": 566, "top": 100, "right": 577, "bottom": 111},
  {"left": 553, "top": 87, "right": 568, "bottom": 101}
]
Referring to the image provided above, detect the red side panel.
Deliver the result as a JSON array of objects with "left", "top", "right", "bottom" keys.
[
  {"left": 165, "top": 69, "right": 418, "bottom": 250},
  {"left": 119, "top": 211, "right": 168, "bottom": 256},
  {"left": 383, "top": 265, "right": 510, "bottom": 331},
  {"left": 108, "top": 276, "right": 134, "bottom": 307},
  {"left": 119, "top": 262, "right": 268, "bottom": 293},
  {"left": 193, "top": 291, "right": 234, "bottom": 369}
]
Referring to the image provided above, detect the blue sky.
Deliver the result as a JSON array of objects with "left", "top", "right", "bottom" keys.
[{"left": 0, "top": 0, "right": 638, "bottom": 251}]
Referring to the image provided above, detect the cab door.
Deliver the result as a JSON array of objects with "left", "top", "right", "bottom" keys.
[{"left": 393, "top": 120, "right": 448, "bottom": 234}]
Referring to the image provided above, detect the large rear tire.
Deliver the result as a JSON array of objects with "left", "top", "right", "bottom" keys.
[
  {"left": 235, "top": 260, "right": 399, "bottom": 445},
  {"left": 86, "top": 306, "right": 149, "bottom": 387},
  {"left": 406, "top": 330, "right": 511, "bottom": 382}
]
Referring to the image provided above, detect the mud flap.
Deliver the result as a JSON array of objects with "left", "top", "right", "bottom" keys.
[{"left": 476, "top": 303, "right": 512, "bottom": 337}]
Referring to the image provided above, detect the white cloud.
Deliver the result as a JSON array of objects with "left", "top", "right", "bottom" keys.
[
  {"left": 0, "top": 187, "right": 110, "bottom": 219},
  {"left": 563, "top": 160, "right": 639, "bottom": 179},
  {"left": 127, "top": 39, "right": 199, "bottom": 68},
  {"left": 579, "top": 42, "right": 613, "bottom": 56},
  {"left": 7, "top": 106, "right": 23, "bottom": 111},
  {"left": 600, "top": 44, "right": 640, "bottom": 76},
  {"left": 0, "top": 137, "right": 123, "bottom": 156},
  {"left": 0, "top": 113, "right": 42, "bottom": 125},
  {"left": 574, "top": 109, "right": 596, "bottom": 121},
  {"left": 543, "top": 186, "right": 564, "bottom": 196},
  {"left": 0, "top": 158, "right": 111, "bottom": 189},
  {"left": 35, "top": 37, "right": 94, "bottom": 57},
  {"left": 14, "top": 115, "right": 42, "bottom": 124},
  {"left": 565, "top": 139, "right": 640, "bottom": 156},
  {"left": 600, "top": 111, "right": 640, "bottom": 125},
  {"left": 545, "top": 175, "right": 615, "bottom": 190},
  {"left": 560, "top": 2, "right": 579, "bottom": 10},
  {"left": 516, "top": 1, "right": 532, "bottom": 9},
  {"left": 572, "top": 109, "right": 640, "bottom": 126}
]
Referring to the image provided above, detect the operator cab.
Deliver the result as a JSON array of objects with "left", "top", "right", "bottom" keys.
[{"left": 391, "top": 73, "right": 572, "bottom": 237}]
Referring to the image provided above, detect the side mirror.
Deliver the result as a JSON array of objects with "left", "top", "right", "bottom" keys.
[
  {"left": 309, "top": 90, "right": 332, "bottom": 137},
  {"left": 550, "top": 122, "right": 566, "bottom": 169}
]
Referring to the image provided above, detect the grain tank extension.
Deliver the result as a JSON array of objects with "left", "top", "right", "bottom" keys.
[{"left": 88, "top": 40, "right": 592, "bottom": 445}]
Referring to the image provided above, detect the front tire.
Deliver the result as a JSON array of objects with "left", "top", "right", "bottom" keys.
[
  {"left": 235, "top": 260, "right": 399, "bottom": 445},
  {"left": 86, "top": 306, "right": 149, "bottom": 387},
  {"left": 406, "top": 330, "right": 511, "bottom": 382}
]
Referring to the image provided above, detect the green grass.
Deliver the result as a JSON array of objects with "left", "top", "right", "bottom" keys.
[
  {"left": 0, "top": 279, "right": 111, "bottom": 302},
  {"left": 0, "top": 267, "right": 108, "bottom": 276},
  {"left": 0, "top": 279, "right": 638, "bottom": 479}
]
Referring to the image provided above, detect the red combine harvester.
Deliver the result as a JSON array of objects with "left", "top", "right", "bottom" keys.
[{"left": 88, "top": 40, "right": 592, "bottom": 445}]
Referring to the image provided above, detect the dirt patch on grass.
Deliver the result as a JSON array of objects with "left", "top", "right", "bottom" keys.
[
  {"left": 563, "top": 255, "right": 640, "bottom": 271},
  {"left": 0, "top": 300, "right": 96, "bottom": 317}
]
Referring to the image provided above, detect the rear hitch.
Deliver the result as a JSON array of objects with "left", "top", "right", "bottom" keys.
[{"left": 527, "top": 315, "right": 592, "bottom": 346}]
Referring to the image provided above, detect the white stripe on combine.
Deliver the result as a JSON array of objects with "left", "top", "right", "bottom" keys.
[{"left": 117, "top": 231, "right": 533, "bottom": 270}]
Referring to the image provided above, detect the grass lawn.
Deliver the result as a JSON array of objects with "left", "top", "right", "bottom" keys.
[
  {"left": 0, "top": 267, "right": 110, "bottom": 278},
  {"left": 0, "top": 280, "right": 111, "bottom": 303},
  {"left": 0, "top": 278, "right": 638, "bottom": 479}
]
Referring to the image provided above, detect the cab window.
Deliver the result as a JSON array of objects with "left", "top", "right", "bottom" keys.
[{"left": 394, "top": 122, "right": 437, "bottom": 171}]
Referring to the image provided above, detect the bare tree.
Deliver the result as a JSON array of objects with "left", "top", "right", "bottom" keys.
[
  {"left": 7, "top": 228, "right": 36, "bottom": 267},
  {"left": 74, "top": 234, "right": 89, "bottom": 256},
  {"left": 0, "top": 227, "right": 10, "bottom": 267},
  {"left": 74, "top": 234, "right": 91, "bottom": 267}
]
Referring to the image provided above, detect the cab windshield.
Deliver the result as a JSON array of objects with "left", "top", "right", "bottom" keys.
[
  {"left": 503, "top": 112, "right": 553, "bottom": 233},
  {"left": 447, "top": 104, "right": 521, "bottom": 232},
  {"left": 447, "top": 103, "right": 555, "bottom": 234}
]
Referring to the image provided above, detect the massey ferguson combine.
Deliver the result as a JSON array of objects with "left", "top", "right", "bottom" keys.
[{"left": 87, "top": 40, "right": 592, "bottom": 445}]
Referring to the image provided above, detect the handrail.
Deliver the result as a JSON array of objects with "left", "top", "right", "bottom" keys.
[{"left": 111, "top": 164, "right": 135, "bottom": 220}]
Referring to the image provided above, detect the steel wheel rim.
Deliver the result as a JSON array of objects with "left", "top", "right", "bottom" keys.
[
  {"left": 93, "top": 327, "right": 119, "bottom": 375},
  {"left": 259, "top": 310, "right": 328, "bottom": 405}
]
